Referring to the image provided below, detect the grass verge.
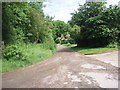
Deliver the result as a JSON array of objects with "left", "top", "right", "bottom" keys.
[
  {"left": 2, "top": 44, "right": 55, "bottom": 72},
  {"left": 62, "top": 44, "right": 77, "bottom": 47},
  {"left": 63, "top": 44, "right": 117, "bottom": 54}
]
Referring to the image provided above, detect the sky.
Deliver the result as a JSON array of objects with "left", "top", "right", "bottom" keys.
[{"left": 43, "top": 0, "right": 120, "bottom": 23}]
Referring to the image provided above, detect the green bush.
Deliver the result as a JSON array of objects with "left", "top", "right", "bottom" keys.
[{"left": 3, "top": 45, "right": 27, "bottom": 61}]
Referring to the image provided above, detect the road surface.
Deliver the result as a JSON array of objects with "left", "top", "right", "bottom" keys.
[{"left": 2, "top": 45, "right": 119, "bottom": 88}]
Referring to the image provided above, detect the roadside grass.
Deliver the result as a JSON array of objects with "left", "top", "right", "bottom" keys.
[
  {"left": 0, "top": 59, "right": 2, "bottom": 73},
  {"left": 63, "top": 44, "right": 117, "bottom": 54},
  {"left": 62, "top": 44, "right": 77, "bottom": 47},
  {"left": 2, "top": 44, "right": 55, "bottom": 72}
]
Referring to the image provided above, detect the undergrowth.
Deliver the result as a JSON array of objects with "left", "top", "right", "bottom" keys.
[{"left": 2, "top": 43, "right": 56, "bottom": 72}]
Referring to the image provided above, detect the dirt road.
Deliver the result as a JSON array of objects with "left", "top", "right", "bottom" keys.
[
  {"left": 85, "top": 50, "right": 119, "bottom": 67},
  {"left": 2, "top": 45, "right": 118, "bottom": 88}
]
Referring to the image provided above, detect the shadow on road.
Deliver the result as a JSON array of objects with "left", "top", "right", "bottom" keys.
[{"left": 57, "top": 47, "right": 73, "bottom": 52}]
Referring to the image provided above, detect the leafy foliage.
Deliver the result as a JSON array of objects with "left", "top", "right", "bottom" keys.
[
  {"left": 69, "top": 25, "right": 80, "bottom": 43},
  {"left": 2, "top": 2, "right": 55, "bottom": 44},
  {"left": 2, "top": 2, "right": 56, "bottom": 71},
  {"left": 2, "top": 2, "right": 31, "bottom": 44},
  {"left": 52, "top": 20, "right": 80, "bottom": 44},
  {"left": 3, "top": 44, "right": 27, "bottom": 61},
  {"left": 69, "top": 2, "right": 120, "bottom": 47},
  {"left": 2, "top": 43, "right": 54, "bottom": 72}
]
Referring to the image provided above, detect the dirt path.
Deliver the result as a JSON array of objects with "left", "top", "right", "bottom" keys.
[{"left": 2, "top": 45, "right": 118, "bottom": 88}]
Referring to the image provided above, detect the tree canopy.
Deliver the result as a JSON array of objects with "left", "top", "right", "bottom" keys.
[
  {"left": 69, "top": 2, "right": 120, "bottom": 47},
  {"left": 2, "top": 2, "right": 56, "bottom": 61}
]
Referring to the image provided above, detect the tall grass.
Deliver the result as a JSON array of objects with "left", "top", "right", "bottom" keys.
[{"left": 2, "top": 43, "right": 56, "bottom": 72}]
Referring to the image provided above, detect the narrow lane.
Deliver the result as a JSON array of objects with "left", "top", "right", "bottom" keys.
[{"left": 2, "top": 45, "right": 118, "bottom": 88}]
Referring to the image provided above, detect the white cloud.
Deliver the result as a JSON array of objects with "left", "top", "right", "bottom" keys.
[
  {"left": 43, "top": 0, "right": 85, "bottom": 22},
  {"left": 43, "top": 0, "right": 120, "bottom": 23},
  {"left": 107, "top": 0, "right": 119, "bottom": 5}
]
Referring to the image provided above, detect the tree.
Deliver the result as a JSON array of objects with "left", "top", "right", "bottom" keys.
[
  {"left": 2, "top": 2, "right": 32, "bottom": 44},
  {"left": 2, "top": 2, "right": 56, "bottom": 61},
  {"left": 69, "top": 2, "right": 120, "bottom": 47},
  {"left": 2, "top": 2, "right": 55, "bottom": 45},
  {"left": 52, "top": 20, "right": 71, "bottom": 43},
  {"left": 69, "top": 25, "right": 80, "bottom": 44},
  {"left": 101, "top": 5, "right": 120, "bottom": 45}
]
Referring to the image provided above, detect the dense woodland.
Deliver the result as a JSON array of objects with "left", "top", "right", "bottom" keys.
[{"left": 1, "top": 2, "right": 120, "bottom": 72}]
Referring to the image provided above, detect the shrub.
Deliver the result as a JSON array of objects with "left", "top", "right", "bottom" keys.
[{"left": 3, "top": 45, "right": 27, "bottom": 61}]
